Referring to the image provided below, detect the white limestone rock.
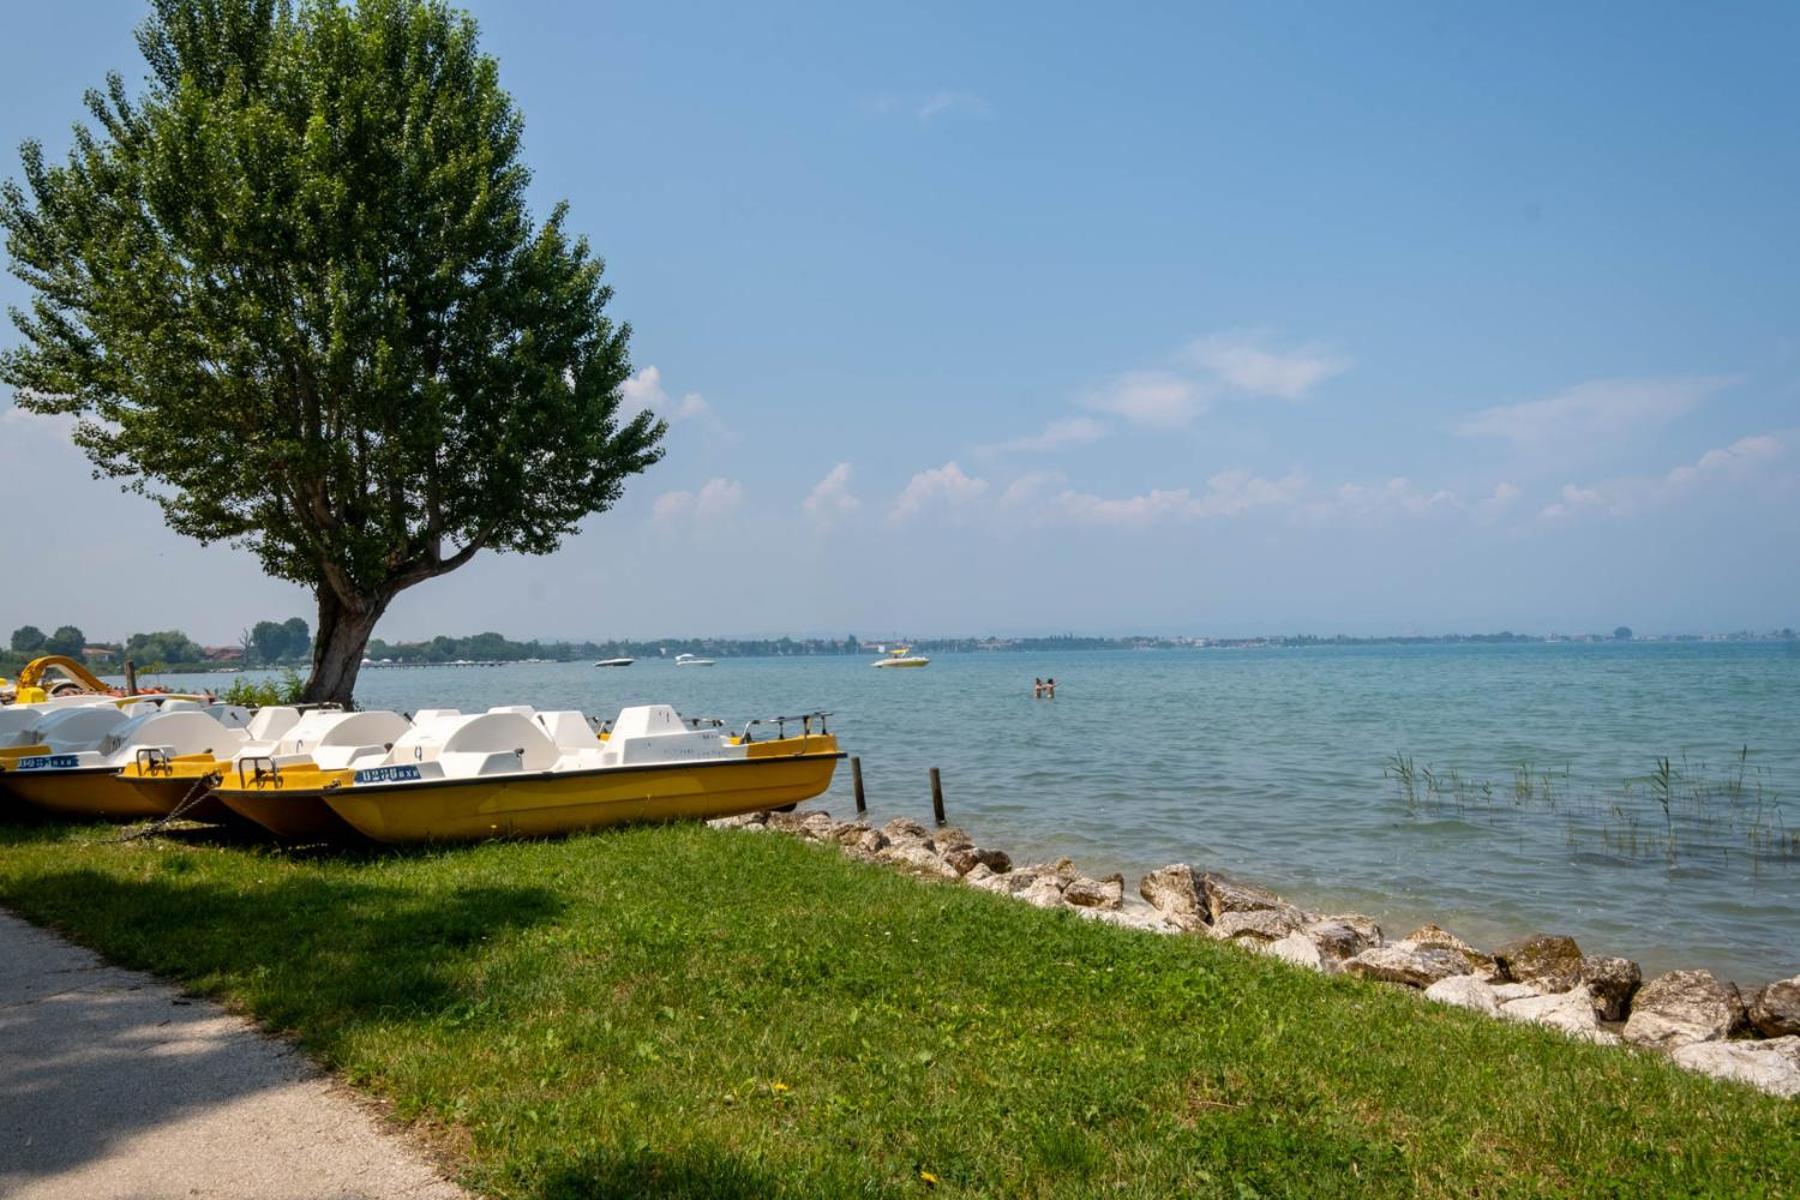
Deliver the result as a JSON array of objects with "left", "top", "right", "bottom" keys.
[
  {"left": 1423, "top": 974, "right": 1503, "bottom": 1017},
  {"left": 1138, "top": 864, "right": 1208, "bottom": 932},
  {"left": 1623, "top": 970, "right": 1738, "bottom": 1050},
  {"left": 1261, "top": 933, "right": 1326, "bottom": 972},
  {"left": 1500, "top": 986, "right": 1618, "bottom": 1044},
  {"left": 1670, "top": 1036, "right": 1800, "bottom": 1099}
]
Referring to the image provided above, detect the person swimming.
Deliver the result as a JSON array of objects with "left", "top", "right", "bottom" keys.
[
  {"left": 1045, "top": 677, "right": 1057, "bottom": 699},
  {"left": 1032, "top": 677, "right": 1045, "bottom": 698}
]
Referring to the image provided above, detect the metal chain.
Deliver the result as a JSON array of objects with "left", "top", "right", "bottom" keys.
[{"left": 117, "top": 772, "right": 223, "bottom": 843}]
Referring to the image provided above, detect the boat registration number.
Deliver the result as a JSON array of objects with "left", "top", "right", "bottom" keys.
[
  {"left": 16, "top": 755, "right": 78, "bottom": 771},
  {"left": 354, "top": 765, "right": 422, "bottom": 785}
]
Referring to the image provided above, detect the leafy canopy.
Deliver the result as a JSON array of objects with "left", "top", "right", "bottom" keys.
[{"left": 1, "top": 0, "right": 663, "bottom": 620}]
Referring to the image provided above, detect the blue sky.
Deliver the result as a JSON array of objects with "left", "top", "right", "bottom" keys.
[{"left": 3, "top": 1, "right": 1797, "bottom": 643}]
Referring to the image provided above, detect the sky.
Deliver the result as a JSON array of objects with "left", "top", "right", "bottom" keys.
[{"left": 2, "top": 1, "right": 1797, "bottom": 645}]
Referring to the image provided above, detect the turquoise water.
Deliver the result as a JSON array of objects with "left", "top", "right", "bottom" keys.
[{"left": 146, "top": 642, "right": 1798, "bottom": 981}]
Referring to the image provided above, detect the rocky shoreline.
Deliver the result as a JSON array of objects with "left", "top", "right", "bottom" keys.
[{"left": 708, "top": 808, "right": 1800, "bottom": 1100}]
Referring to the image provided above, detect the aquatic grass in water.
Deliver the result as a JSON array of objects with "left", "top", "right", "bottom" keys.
[{"left": 1387, "top": 748, "right": 1795, "bottom": 874}]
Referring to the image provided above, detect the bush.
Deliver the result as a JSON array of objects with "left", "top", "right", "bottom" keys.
[{"left": 219, "top": 670, "right": 305, "bottom": 708}]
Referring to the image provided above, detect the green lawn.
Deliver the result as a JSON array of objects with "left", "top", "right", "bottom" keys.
[{"left": 0, "top": 816, "right": 1793, "bottom": 1198}]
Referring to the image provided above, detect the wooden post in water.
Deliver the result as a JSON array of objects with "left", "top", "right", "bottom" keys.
[
  {"left": 930, "top": 766, "right": 946, "bottom": 826},
  {"left": 123, "top": 659, "right": 138, "bottom": 696},
  {"left": 851, "top": 756, "right": 866, "bottom": 815}
]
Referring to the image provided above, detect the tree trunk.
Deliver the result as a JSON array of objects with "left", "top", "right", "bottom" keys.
[{"left": 303, "top": 589, "right": 390, "bottom": 707}]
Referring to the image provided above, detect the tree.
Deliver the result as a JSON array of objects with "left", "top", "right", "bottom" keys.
[
  {"left": 125, "top": 629, "right": 205, "bottom": 668},
  {"left": 281, "top": 616, "right": 311, "bottom": 662},
  {"left": 251, "top": 620, "right": 293, "bottom": 664},
  {"left": 9, "top": 625, "right": 46, "bottom": 655},
  {"left": 1613, "top": 626, "right": 1634, "bottom": 641},
  {"left": 1, "top": 0, "right": 664, "bottom": 704},
  {"left": 45, "top": 625, "right": 86, "bottom": 658}
]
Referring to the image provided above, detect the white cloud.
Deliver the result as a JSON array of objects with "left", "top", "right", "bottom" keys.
[
  {"left": 1665, "top": 434, "right": 1782, "bottom": 487},
  {"left": 1084, "top": 371, "right": 1205, "bottom": 430},
  {"left": 654, "top": 477, "right": 744, "bottom": 522},
  {"left": 1050, "top": 469, "right": 1306, "bottom": 527},
  {"left": 1458, "top": 376, "right": 1734, "bottom": 449},
  {"left": 621, "top": 365, "right": 729, "bottom": 437},
  {"left": 802, "top": 462, "right": 861, "bottom": 525},
  {"left": 1476, "top": 481, "right": 1522, "bottom": 520},
  {"left": 1320, "top": 477, "right": 1463, "bottom": 521},
  {"left": 1182, "top": 331, "right": 1351, "bottom": 399},
  {"left": 998, "top": 471, "right": 1065, "bottom": 509},
  {"left": 1539, "top": 432, "right": 1784, "bottom": 522},
  {"left": 991, "top": 416, "right": 1108, "bottom": 454},
  {"left": 890, "top": 461, "right": 989, "bottom": 523}
]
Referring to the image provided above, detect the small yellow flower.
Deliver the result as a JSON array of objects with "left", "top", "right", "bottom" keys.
[
  {"left": 920, "top": 1170, "right": 939, "bottom": 1187},
  {"left": 771, "top": 1081, "right": 791, "bottom": 1094}
]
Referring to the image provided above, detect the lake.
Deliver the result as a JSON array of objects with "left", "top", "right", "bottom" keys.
[{"left": 144, "top": 640, "right": 1800, "bottom": 982}]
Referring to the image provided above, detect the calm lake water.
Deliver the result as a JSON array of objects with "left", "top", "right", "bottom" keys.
[{"left": 145, "top": 641, "right": 1799, "bottom": 981}]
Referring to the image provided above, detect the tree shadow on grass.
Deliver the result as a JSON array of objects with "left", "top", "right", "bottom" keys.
[{"left": 528, "top": 1146, "right": 781, "bottom": 1200}]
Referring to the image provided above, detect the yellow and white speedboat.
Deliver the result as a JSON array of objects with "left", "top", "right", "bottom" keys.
[
  {"left": 872, "top": 646, "right": 930, "bottom": 668},
  {"left": 127, "top": 708, "right": 410, "bottom": 838},
  {"left": 1, "top": 706, "right": 256, "bottom": 819},
  {"left": 210, "top": 704, "right": 842, "bottom": 843}
]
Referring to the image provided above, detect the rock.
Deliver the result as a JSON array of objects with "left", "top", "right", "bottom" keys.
[
  {"left": 1019, "top": 877, "right": 1070, "bottom": 909},
  {"left": 1342, "top": 943, "right": 1470, "bottom": 989},
  {"left": 825, "top": 821, "right": 870, "bottom": 846},
  {"left": 1622, "top": 969, "right": 1738, "bottom": 1049},
  {"left": 931, "top": 826, "right": 974, "bottom": 853},
  {"left": 855, "top": 828, "right": 890, "bottom": 855},
  {"left": 1579, "top": 955, "right": 1642, "bottom": 1022},
  {"left": 962, "top": 862, "right": 996, "bottom": 885},
  {"left": 1493, "top": 933, "right": 1585, "bottom": 993},
  {"left": 944, "top": 846, "right": 1012, "bottom": 877},
  {"left": 1500, "top": 986, "right": 1618, "bottom": 1044},
  {"left": 1062, "top": 874, "right": 1125, "bottom": 910},
  {"left": 1199, "top": 872, "right": 1288, "bottom": 922},
  {"left": 878, "top": 843, "right": 959, "bottom": 879},
  {"left": 1671, "top": 1036, "right": 1800, "bottom": 1099},
  {"left": 706, "top": 812, "right": 767, "bottom": 829},
  {"left": 1138, "top": 864, "right": 1208, "bottom": 931},
  {"left": 1213, "top": 908, "right": 1305, "bottom": 944},
  {"left": 1725, "top": 981, "right": 1751, "bottom": 1037},
  {"left": 880, "top": 817, "right": 933, "bottom": 845},
  {"left": 766, "top": 809, "right": 832, "bottom": 836},
  {"left": 1017, "top": 857, "right": 1080, "bottom": 884},
  {"left": 1303, "top": 918, "right": 1381, "bottom": 964},
  {"left": 1404, "top": 924, "right": 1497, "bottom": 980},
  {"left": 1262, "top": 933, "right": 1325, "bottom": 972},
  {"left": 1491, "top": 982, "right": 1542, "bottom": 1003},
  {"left": 1748, "top": 976, "right": 1800, "bottom": 1038},
  {"left": 1077, "top": 902, "right": 1183, "bottom": 934},
  {"left": 965, "top": 869, "right": 1025, "bottom": 896},
  {"left": 1423, "top": 974, "right": 1502, "bottom": 1017}
]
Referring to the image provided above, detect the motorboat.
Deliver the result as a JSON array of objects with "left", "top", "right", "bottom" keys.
[
  {"left": 0, "top": 705, "right": 258, "bottom": 819},
  {"left": 594, "top": 658, "right": 635, "bottom": 668},
  {"left": 208, "top": 704, "right": 841, "bottom": 843},
  {"left": 673, "top": 653, "right": 715, "bottom": 667},
  {"left": 131, "top": 708, "right": 410, "bottom": 838},
  {"left": 872, "top": 646, "right": 930, "bottom": 668}
]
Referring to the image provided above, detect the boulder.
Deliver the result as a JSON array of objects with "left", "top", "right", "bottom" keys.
[
  {"left": 944, "top": 846, "right": 1012, "bottom": 877},
  {"left": 878, "top": 843, "right": 959, "bottom": 879},
  {"left": 1342, "top": 943, "right": 1470, "bottom": 989},
  {"left": 1491, "top": 982, "right": 1542, "bottom": 1003},
  {"left": 1261, "top": 933, "right": 1325, "bottom": 972},
  {"left": 931, "top": 826, "right": 974, "bottom": 853},
  {"left": 1019, "top": 876, "right": 1070, "bottom": 909},
  {"left": 1622, "top": 969, "right": 1738, "bottom": 1049},
  {"left": 1670, "top": 1036, "right": 1800, "bottom": 1100},
  {"left": 766, "top": 809, "right": 833, "bottom": 837},
  {"left": 1423, "top": 974, "right": 1502, "bottom": 1017},
  {"left": 1404, "top": 924, "right": 1497, "bottom": 979},
  {"left": 966, "top": 869, "right": 1028, "bottom": 896},
  {"left": 1493, "top": 933, "right": 1584, "bottom": 993},
  {"left": 706, "top": 812, "right": 767, "bottom": 829},
  {"left": 1213, "top": 908, "right": 1305, "bottom": 944},
  {"left": 962, "top": 862, "right": 996, "bottom": 885},
  {"left": 1199, "top": 872, "right": 1288, "bottom": 922},
  {"left": 1077, "top": 902, "right": 1183, "bottom": 935},
  {"left": 1748, "top": 977, "right": 1800, "bottom": 1038},
  {"left": 1500, "top": 986, "right": 1618, "bottom": 1044},
  {"left": 825, "top": 821, "right": 871, "bottom": 846},
  {"left": 1138, "top": 864, "right": 1207, "bottom": 931},
  {"left": 854, "top": 828, "right": 890, "bottom": 855},
  {"left": 1579, "top": 955, "right": 1642, "bottom": 1022},
  {"left": 881, "top": 817, "right": 933, "bottom": 846},
  {"left": 1062, "top": 874, "right": 1125, "bottom": 910},
  {"left": 1302, "top": 918, "right": 1381, "bottom": 964}
]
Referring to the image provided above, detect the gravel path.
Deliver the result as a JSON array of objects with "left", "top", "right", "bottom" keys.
[{"left": 0, "top": 910, "right": 466, "bottom": 1199}]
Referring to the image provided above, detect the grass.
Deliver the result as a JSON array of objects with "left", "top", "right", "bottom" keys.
[{"left": 0, "top": 817, "right": 1795, "bottom": 1198}]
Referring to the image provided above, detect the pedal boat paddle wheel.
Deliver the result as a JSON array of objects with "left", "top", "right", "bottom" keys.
[{"left": 210, "top": 704, "right": 842, "bottom": 843}]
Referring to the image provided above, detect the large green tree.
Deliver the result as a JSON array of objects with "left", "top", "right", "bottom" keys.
[{"left": 1, "top": 0, "right": 663, "bottom": 703}]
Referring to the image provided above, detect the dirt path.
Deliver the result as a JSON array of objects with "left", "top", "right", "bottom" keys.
[{"left": 0, "top": 910, "right": 466, "bottom": 1199}]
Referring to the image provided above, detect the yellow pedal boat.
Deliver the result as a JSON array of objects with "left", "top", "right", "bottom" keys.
[
  {"left": 1, "top": 707, "right": 257, "bottom": 820},
  {"left": 210, "top": 704, "right": 842, "bottom": 844}
]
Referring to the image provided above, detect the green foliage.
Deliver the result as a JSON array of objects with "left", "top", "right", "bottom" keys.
[
  {"left": 9, "top": 625, "right": 46, "bottom": 655},
  {"left": 0, "top": 821, "right": 1793, "bottom": 1197},
  {"left": 1, "top": 0, "right": 663, "bottom": 700},
  {"left": 124, "top": 628, "right": 205, "bottom": 668},
  {"left": 250, "top": 617, "right": 311, "bottom": 664},
  {"left": 220, "top": 668, "right": 306, "bottom": 707},
  {"left": 44, "top": 625, "right": 86, "bottom": 658}
]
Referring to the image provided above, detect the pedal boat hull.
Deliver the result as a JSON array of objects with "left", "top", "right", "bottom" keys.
[
  {"left": 211, "top": 737, "right": 843, "bottom": 844},
  {"left": 3, "top": 764, "right": 185, "bottom": 820}
]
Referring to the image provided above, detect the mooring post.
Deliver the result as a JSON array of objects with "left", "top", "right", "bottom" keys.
[
  {"left": 123, "top": 659, "right": 138, "bottom": 696},
  {"left": 851, "top": 756, "right": 866, "bottom": 814},
  {"left": 930, "top": 766, "right": 946, "bottom": 826}
]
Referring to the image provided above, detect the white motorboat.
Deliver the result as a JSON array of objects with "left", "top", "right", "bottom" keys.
[
  {"left": 872, "top": 646, "right": 930, "bottom": 668},
  {"left": 594, "top": 658, "right": 635, "bottom": 668},
  {"left": 673, "top": 654, "right": 716, "bottom": 667}
]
